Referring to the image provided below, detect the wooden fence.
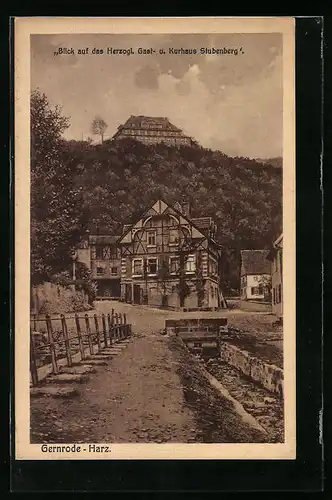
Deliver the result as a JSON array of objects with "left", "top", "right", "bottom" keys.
[{"left": 30, "top": 310, "right": 132, "bottom": 386}]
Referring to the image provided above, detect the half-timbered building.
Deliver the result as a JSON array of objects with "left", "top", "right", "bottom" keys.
[{"left": 117, "top": 199, "right": 226, "bottom": 309}]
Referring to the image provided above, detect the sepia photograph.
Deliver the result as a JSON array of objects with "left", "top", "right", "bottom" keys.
[{"left": 14, "top": 17, "right": 296, "bottom": 460}]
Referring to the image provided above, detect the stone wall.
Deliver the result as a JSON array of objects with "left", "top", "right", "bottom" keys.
[
  {"left": 31, "top": 282, "right": 90, "bottom": 315},
  {"left": 219, "top": 342, "right": 283, "bottom": 397}
]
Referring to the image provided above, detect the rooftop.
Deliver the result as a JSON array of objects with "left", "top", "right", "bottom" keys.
[
  {"left": 88, "top": 235, "right": 120, "bottom": 244},
  {"left": 117, "top": 115, "right": 183, "bottom": 133},
  {"left": 241, "top": 249, "right": 271, "bottom": 275}
]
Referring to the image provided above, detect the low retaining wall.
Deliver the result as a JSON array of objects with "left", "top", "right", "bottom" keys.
[
  {"left": 31, "top": 282, "right": 89, "bottom": 315},
  {"left": 182, "top": 307, "right": 224, "bottom": 312},
  {"left": 219, "top": 342, "right": 283, "bottom": 397}
]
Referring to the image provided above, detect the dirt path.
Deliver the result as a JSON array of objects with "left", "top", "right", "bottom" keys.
[
  {"left": 30, "top": 301, "right": 281, "bottom": 444},
  {"left": 31, "top": 331, "right": 198, "bottom": 443}
]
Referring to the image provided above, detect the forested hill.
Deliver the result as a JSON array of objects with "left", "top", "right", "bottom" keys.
[
  {"left": 255, "top": 157, "right": 283, "bottom": 169},
  {"left": 69, "top": 138, "right": 282, "bottom": 250},
  {"left": 31, "top": 89, "right": 282, "bottom": 290}
]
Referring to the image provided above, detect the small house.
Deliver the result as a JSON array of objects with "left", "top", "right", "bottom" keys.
[{"left": 240, "top": 249, "right": 271, "bottom": 301}]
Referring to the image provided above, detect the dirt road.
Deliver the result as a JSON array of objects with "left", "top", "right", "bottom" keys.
[{"left": 30, "top": 301, "right": 273, "bottom": 444}]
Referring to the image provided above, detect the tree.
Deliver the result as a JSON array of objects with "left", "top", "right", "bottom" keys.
[
  {"left": 91, "top": 116, "right": 108, "bottom": 143},
  {"left": 30, "top": 89, "right": 89, "bottom": 283},
  {"left": 258, "top": 275, "right": 272, "bottom": 302}
]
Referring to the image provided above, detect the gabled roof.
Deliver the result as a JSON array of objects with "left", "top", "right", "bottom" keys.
[
  {"left": 118, "top": 198, "right": 218, "bottom": 246},
  {"left": 117, "top": 115, "right": 183, "bottom": 133},
  {"left": 274, "top": 233, "right": 283, "bottom": 247},
  {"left": 241, "top": 250, "right": 271, "bottom": 275},
  {"left": 122, "top": 224, "right": 132, "bottom": 233},
  {"left": 89, "top": 235, "right": 120, "bottom": 244},
  {"left": 191, "top": 217, "right": 213, "bottom": 231},
  {"left": 267, "top": 233, "right": 283, "bottom": 260}
]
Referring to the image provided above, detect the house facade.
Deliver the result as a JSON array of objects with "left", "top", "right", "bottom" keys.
[
  {"left": 268, "top": 234, "right": 283, "bottom": 320},
  {"left": 76, "top": 199, "right": 226, "bottom": 310},
  {"left": 118, "top": 199, "right": 225, "bottom": 310},
  {"left": 112, "top": 115, "right": 194, "bottom": 147},
  {"left": 76, "top": 235, "right": 121, "bottom": 299},
  {"left": 240, "top": 250, "right": 271, "bottom": 301}
]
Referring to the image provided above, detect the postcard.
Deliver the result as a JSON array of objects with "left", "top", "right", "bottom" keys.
[{"left": 14, "top": 16, "right": 296, "bottom": 460}]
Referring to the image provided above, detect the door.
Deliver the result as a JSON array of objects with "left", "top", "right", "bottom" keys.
[
  {"left": 133, "top": 284, "right": 141, "bottom": 305},
  {"left": 125, "top": 283, "right": 132, "bottom": 303}
]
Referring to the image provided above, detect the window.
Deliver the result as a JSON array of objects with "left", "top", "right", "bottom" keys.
[
  {"left": 111, "top": 266, "right": 118, "bottom": 275},
  {"left": 147, "top": 258, "right": 158, "bottom": 276},
  {"left": 210, "top": 260, "right": 217, "bottom": 276},
  {"left": 279, "top": 284, "right": 282, "bottom": 302},
  {"left": 95, "top": 245, "right": 111, "bottom": 260},
  {"left": 147, "top": 230, "right": 156, "bottom": 246},
  {"left": 95, "top": 246, "right": 103, "bottom": 259},
  {"left": 272, "top": 288, "right": 275, "bottom": 304},
  {"left": 145, "top": 218, "right": 153, "bottom": 228},
  {"left": 185, "top": 254, "right": 196, "bottom": 273},
  {"left": 96, "top": 267, "right": 104, "bottom": 276},
  {"left": 110, "top": 245, "right": 117, "bottom": 259},
  {"left": 251, "top": 287, "right": 259, "bottom": 295},
  {"left": 258, "top": 285, "right": 263, "bottom": 295},
  {"left": 170, "top": 256, "right": 180, "bottom": 274},
  {"left": 253, "top": 275, "right": 258, "bottom": 282},
  {"left": 169, "top": 228, "right": 179, "bottom": 244},
  {"left": 132, "top": 259, "right": 143, "bottom": 276}
]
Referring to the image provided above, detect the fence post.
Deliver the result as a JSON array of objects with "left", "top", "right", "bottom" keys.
[
  {"left": 75, "top": 313, "right": 86, "bottom": 360},
  {"left": 121, "top": 315, "right": 126, "bottom": 339},
  {"left": 61, "top": 314, "right": 73, "bottom": 367},
  {"left": 111, "top": 309, "right": 115, "bottom": 342},
  {"left": 94, "top": 314, "right": 102, "bottom": 352},
  {"left": 107, "top": 313, "right": 113, "bottom": 345},
  {"left": 114, "top": 313, "right": 119, "bottom": 341},
  {"left": 33, "top": 313, "right": 37, "bottom": 331},
  {"left": 101, "top": 313, "right": 108, "bottom": 348},
  {"left": 46, "top": 314, "right": 59, "bottom": 374},
  {"left": 123, "top": 313, "right": 128, "bottom": 339},
  {"left": 85, "top": 314, "right": 94, "bottom": 356},
  {"left": 117, "top": 313, "right": 122, "bottom": 339},
  {"left": 30, "top": 329, "right": 39, "bottom": 386}
]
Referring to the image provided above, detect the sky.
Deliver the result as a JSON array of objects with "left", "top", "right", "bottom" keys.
[{"left": 31, "top": 33, "right": 283, "bottom": 159}]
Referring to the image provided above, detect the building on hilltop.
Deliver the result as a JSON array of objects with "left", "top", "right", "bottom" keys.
[
  {"left": 240, "top": 249, "right": 271, "bottom": 301},
  {"left": 112, "top": 115, "right": 195, "bottom": 147},
  {"left": 77, "top": 199, "right": 226, "bottom": 310}
]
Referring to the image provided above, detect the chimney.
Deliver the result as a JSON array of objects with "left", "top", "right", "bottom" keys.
[{"left": 181, "top": 201, "right": 191, "bottom": 218}]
